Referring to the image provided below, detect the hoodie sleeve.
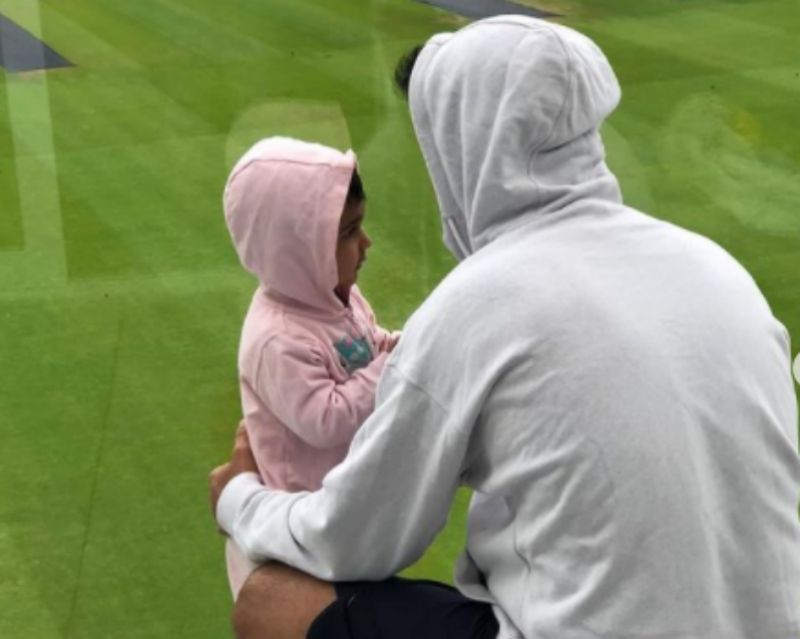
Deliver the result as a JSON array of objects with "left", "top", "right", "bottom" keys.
[
  {"left": 351, "top": 288, "right": 401, "bottom": 353},
  {"left": 216, "top": 360, "right": 469, "bottom": 580},
  {"left": 258, "top": 335, "right": 389, "bottom": 450}
]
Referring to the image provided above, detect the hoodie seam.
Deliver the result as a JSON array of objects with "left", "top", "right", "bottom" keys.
[
  {"left": 474, "top": 32, "right": 535, "bottom": 227},
  {"left": 528, "top": 27, "right": 574, "bottom": 160},
  {"left": 460, "top": 18, "right": 572, "bottom": 157},
  {"left": 254, "top": 333, "right": 326, "bottom": 400},
  {"left": 385, "top": 360, "right": 451, "bottom": 416},
  {"left": 258, "top": 311, "right": 373, "bottom": 388},
  {"left": 267, "top": 301, "right": 348, "bottom": 322},
  {"left": 226, "top": 157, "right": 353, "bottom": 190}
]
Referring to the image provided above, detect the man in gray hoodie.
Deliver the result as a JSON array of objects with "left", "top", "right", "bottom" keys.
[{"left": 211, "top": 16, "right": 800, "bottom": 639}]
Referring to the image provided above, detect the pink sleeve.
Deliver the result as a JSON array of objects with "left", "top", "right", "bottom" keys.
[
  {"left": 257, "top": 336, "right": 389, "bottom": 449},
  {"left": 353, "top": 288, "right": 402, "bottom": 353}
]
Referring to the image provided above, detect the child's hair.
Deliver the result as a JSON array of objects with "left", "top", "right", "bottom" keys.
[
  {"left": 347, "top": 169, "right": 366, "bottom": 205},
  {"left": 394, "top": 45, "right": 423, "bottom": 99}
]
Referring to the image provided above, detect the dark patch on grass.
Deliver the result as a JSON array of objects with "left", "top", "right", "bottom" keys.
[
  {"left": 416, "top": 0, "right": 557, "bottom": 19},
  {"left": 0, "top": 13, "right": 72, "bottom": 72}
]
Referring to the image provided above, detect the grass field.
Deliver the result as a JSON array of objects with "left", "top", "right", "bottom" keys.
[{"left": 1, "top": 1, "right": 798, "bottom": 637}]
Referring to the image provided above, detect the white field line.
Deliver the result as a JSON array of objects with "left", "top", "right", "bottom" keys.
[{"left": 1, "top": 1, "right": 67, "bottom": 290}]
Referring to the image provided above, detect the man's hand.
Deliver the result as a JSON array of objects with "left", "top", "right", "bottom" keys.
[{"left": 209, "top": 420, "right": 259, "bottom": 524}]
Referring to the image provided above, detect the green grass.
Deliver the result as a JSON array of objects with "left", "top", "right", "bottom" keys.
[
  {"left": 0, "top": 1, "right": 798, "bottom": 637},
  {"left": 0, "top": 80, "right": 23, "bottom": 248}
]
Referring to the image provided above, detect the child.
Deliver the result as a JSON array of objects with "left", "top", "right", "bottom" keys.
[{"left": 222, "top": 137, "right": 399, "bottom": 598}]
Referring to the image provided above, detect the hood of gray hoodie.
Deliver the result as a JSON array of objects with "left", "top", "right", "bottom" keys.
[{"left": 409, "top": 15, "right": 623, "bottom": 260}]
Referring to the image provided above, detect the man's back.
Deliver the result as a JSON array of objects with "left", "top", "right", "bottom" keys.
[
  {"left": 214, "top": 16, "right": 800, "bottom": 639},
  {"left": 404, "top": 204, "right": 800, "bottom": 638}
]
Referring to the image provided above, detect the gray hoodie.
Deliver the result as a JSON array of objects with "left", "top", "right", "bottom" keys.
[{"left": 218, "top": 16, "right": 800, "bottom": 639}]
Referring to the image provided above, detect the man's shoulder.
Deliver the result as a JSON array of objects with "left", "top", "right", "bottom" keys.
[{"left": 404, "top": 249, "right": 541, "bottom": 346}]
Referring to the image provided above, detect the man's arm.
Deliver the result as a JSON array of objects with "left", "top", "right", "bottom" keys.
[{"left": 213, "top": 361, "right": 471, "bottom": 581}]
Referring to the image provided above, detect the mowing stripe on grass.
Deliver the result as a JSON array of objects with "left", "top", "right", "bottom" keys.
[
  {"left": 0, "top": 12, "right": 71, "bottom": 72},
  {"left": 417, "top": 0, "right": 556, "bottom": 19},
  {"left": 0, "top": 104, "right": 22, "bottom": 248},
  {"left": 0, "top": 2, "right": 67, "bottom": 291}
]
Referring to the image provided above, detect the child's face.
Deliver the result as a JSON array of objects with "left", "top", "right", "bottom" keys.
[{"left": 335, "top": 199, "right": 371, "bottom": 295}]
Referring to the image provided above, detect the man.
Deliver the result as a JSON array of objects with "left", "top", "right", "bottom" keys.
[{"left": 210, "top": 16, "right": 800, "bottom": 639}]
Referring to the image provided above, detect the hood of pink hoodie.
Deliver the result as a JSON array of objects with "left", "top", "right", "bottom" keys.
[{"left": 224, "top": 137, "right": 356, "bottom": 315}]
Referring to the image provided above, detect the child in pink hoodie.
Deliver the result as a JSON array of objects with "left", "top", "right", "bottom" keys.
[{"left": 222, "top": 137, "right": 399, "bottom": 598}]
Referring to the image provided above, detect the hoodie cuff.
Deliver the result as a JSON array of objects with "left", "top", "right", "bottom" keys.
[{"left": 216, "top": 472, "right": 263, "bottom": 536}]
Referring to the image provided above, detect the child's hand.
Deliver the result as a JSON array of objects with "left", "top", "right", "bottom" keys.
[{"left": 383, "top": 331, "right": 401, "bottom": 353}]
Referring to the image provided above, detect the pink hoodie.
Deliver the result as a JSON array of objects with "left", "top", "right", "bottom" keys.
[{"left": 224, "top": 137, "right": 396, "bottom": 492}]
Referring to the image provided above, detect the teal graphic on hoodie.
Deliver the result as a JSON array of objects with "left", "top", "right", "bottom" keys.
[{"left": 334, "top": 336, "right": 373, "bottom": 374}]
